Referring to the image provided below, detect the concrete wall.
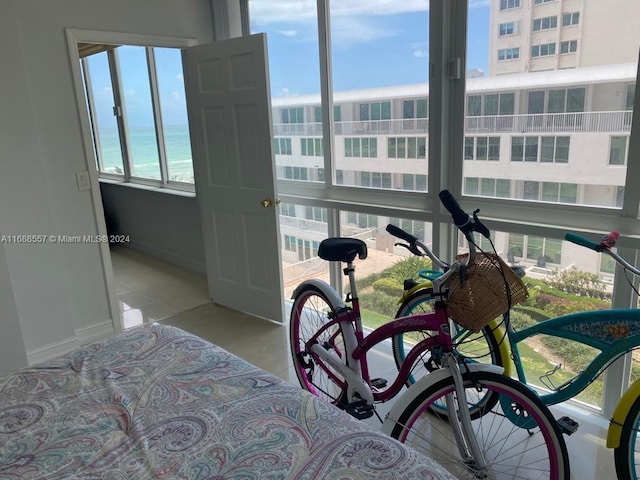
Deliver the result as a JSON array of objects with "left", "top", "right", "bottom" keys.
[{"left": 0, "top": 0, "right": 214, "bottom": 366}]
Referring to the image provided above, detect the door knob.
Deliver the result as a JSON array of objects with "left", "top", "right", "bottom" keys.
[{"left": 261, "top": 198, "right": 281, "bottom": 208}]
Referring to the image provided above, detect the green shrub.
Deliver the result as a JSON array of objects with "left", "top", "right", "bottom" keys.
[
  {"left": 372, "top": 277, "right": 405, "bottom": 298},
  {"left": 549, "top": 267, "right": 612, "bottom": 301},
  {"left": 359, "top": 291, "right": 399, "bottom": 317}
]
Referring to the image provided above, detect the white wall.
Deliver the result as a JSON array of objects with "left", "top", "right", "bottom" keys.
[
  {"left": 100, "top": 183, "right": 206, "bottom": 274},
  {"left": 0, "top": 0, "right": 215, "bottom": 366}
]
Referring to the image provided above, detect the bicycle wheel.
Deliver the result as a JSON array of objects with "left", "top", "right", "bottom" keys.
[
  {"left": 387, "top": 371, "right": 570, "bottom": 480},
  {"left": 614, "top": 394, "right": 640, "bottom": 480},
  {"left": 289, "top": 284, "right": 348, "bottom": 406},
  {"left": 393, "top": 289, "right": 505, "bottom": 384}
]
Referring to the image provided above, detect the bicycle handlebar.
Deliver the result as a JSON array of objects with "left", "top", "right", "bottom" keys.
[
  {"left": 386, "top": 223, "right": 418, "bottom": 246},
  {"left": 439, "top": 190, "right": 491, "bottom": 240},
  {"left": 564, "top": 232, "right": 601, "bottom": 251}
]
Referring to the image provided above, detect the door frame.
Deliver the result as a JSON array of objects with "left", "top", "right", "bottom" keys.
[{"left": 65, "top": 29, "right": 198, "bottom": 332}]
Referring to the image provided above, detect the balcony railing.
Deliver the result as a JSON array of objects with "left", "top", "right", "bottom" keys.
[{"left": 272, "top": 111, "right": 632, "bottom": 137}]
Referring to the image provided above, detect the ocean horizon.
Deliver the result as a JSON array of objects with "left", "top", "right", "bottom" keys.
[{"left": 98, "top": 125, "right": 194, "bottom": 183}]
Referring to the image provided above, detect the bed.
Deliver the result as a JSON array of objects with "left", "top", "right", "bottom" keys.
[{"left": 0, "top": 323, "right": 455, "bottom": 479}]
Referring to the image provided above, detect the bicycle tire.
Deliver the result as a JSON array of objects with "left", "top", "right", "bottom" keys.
[
  {"left": 614, "top": 393, "right": 640, "bottom": 480},
  {"left": 387, "top": 371, "right": 570, "bottom": 480},
  {"left": 392, "top": 289, "right": 505, "bottom": 384},
  {"left": 289, "top": 284, "right": 348, "bottom": 406}
]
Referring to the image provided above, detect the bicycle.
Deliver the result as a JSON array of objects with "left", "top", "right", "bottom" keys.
[
  {"left": 391, "top": 201, "right": 640, "bottom": 479},
  {"left": 289, "top": 190, "right": 570, "bottom": 479}
]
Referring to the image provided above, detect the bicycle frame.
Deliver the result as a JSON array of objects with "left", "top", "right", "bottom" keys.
[
  {"left": 307, "top": 303, "right": 454, "bottom": 403},
  {"left": 503, "top": 308, "right": 640, "bottom": 406}
]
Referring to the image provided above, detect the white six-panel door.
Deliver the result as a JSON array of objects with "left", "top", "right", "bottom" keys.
[{"left": 183, "top": 34, "right": 284, "bottom": 323}]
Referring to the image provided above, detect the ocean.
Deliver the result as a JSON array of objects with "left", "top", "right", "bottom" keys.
[{"left": 99, "top": 125, "right": 194, "bottom": 183}]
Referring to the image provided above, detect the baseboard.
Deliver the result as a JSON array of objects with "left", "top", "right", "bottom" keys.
[
  {"left": 125, "top": 240, "right": 206, "bottom": 275},
  {"left": 27, "top": 320, "right": 116, "bottom": 365}
]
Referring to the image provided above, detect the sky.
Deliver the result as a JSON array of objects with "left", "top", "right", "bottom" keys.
[
  {"left": 88, "top": 1, "right": 492, "bottom": 127},
  {"left": 249, "top": 0, "right": 491, "bottom": 97}
]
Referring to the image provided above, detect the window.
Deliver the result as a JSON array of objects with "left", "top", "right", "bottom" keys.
[
  {"left": 500, "top": 0, "right": 520, "bottom": 10},
  {"left": 540, "top": 137, "right": 570, "bottom": 163},
  {"left": 345, "top": 138, "right": 377, "bottom": 158},
  {"left": 609, "top": 136, "right": 629, "bottom": 165},
  {"left": 83, "top": 46, "right": 194, "bottom": 185},
  {"left": 562, "top": 12, "right": 580, "bottom": 26},
  {"left": 284, "top": 235, "right": 297, "bottom": 252},
  {"left": 359, "top": 101, "right": 391, "bottom": 121},
  {"left": 464, "top": 177, "right": 511, "bottom": 198},
  {"left": 627, "top": 84, "right": 636, "bottom": 110},
  {"left": 304, "top": 206, "right": 328, "bottom": 223},
  {"left": 533, "top": 16, "right": 558, "bottom": 32},
  {"left": 314, "top": 105, "right": 342, "bottom": 123},
  {"left": 534, "top": 0, "right": 555, "bottom": 4},
  {"left": 511, "top": 137, "right": 539, "bottom": 162},
  {"left": 274, "top": 138, "right": 292, "bottom": 155},
  {"left": 388, "top": 137, "right": 426, "bottom": 158},
  {"left": 401, "top": 174, "right": 428, "bottom": 191},
  {"left": 512, "top": 136, "right": 569, "bottom": 162},
  {"left": 284, "top": 166, "right": 308, "bottom": 180},
  {"left": 531, "top": 43, "right": 556, "bottom": 58},
  {"left": 359, "top": 172, "right": 391, "bottom": 189},
  {"left": 499, "top": 22, "right": 516, "bottom": 36},
  {"left": 467, "top": 93, "right": 515, "bottom": 115},
  {"left": 560, "top": 40, "right": 577, "bottom": 54},
  {"left": 301, "top": 138, "right": 323, "bottom": 156},
  {"left": 280, "top": 203, "right": 296, "bottom": 217},
  {"left": 403, "top": 99, "right": 428, "bottom": 119},
  {"left": 498, "top": 48, "right": 520, "bottom": 61},
  {"left": 281, "top": 107, "right": 304, "bottom": 124},
  {"left": 464, "top": 137, "right": 500, "bottom": 160}
]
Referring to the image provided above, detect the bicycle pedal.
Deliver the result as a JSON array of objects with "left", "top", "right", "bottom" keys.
[
  {"left": 557, "top": 416, "right": 579, "bottom": 435},
  {"left": 370, "top": 377, "right": 387, "bottom": 389},
  {"left": 346, "top": 400, "right": 375, "bottom": 420}
]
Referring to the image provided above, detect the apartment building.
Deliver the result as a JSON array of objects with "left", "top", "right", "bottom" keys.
[{"left": 490, "top": 0, "right": 640, "bottom": 75}]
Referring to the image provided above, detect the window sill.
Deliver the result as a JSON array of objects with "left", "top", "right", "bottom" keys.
[{"left": 98, "top": 177, "right": 196, "bottom": 198}]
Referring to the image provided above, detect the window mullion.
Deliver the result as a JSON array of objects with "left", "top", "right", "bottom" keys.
[
  {"left": 146, "top": 47, "right": 169, "bottom": 185},
  {"left": 316, "top": 0, "right": 336, "bottom": 192},
  {"left": 621, "top": 57, "right": 640, "bottom": 217},
  {"left": 108, "top": 49, "right": 132, "bottom": 180},
  {"left": 81, "top": 57, "right": 104, "bottom": 173}
]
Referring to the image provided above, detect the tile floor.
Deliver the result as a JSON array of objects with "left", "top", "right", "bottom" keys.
[{"left": 111, "top": 246, "right": 619, "bottom": 479}]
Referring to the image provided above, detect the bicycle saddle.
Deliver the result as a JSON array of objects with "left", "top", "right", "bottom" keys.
[{"left": 318, "top": 238, "right": 368, "bottom": 263}]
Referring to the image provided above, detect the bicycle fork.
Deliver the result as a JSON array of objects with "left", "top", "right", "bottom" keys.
[{"left": 445, "top": 352, "right": 489, "bottom": 478}]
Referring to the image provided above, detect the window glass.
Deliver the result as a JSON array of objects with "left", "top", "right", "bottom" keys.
[
  {"left": 85, "top": 52, "right": 124, "bottom": 176},
  {"left": 155, "top": 48, "right": 193, "bottom": 183},
  {"left": 118, "top": 46, "right": 161, "bottom": 180}
]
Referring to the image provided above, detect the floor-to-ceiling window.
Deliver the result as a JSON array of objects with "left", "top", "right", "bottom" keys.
[{"left": 250, "top": 0, "right": 640, "bottom": 416}]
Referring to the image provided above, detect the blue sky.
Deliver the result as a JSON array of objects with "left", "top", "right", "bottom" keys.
[
  {"left": 88, "top": 1, "right": 492, "bottom": 127},
  {"left": 250, "top": 0, "right": 491, "bottom": 97}
]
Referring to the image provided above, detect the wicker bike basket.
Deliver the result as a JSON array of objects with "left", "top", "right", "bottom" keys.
[{"left": 445, "top": 253, "right": 529, "bottom": 332}]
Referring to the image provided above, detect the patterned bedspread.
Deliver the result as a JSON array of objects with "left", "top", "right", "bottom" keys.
[{"left": 0, "top": 324, "right": 456, "bottom": 479}]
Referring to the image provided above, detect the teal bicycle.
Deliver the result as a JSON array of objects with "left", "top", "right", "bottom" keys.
[{"left": 393, "top": 197, "right": 640, "bottom": 479}]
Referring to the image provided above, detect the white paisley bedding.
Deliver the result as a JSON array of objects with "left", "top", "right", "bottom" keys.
[{"left": 0, "top": 323, "right": 456, "bottom": 480}]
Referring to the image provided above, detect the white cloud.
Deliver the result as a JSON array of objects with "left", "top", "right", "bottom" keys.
[
  {"left": 278, "top": 30, "right": 299, "bottom": 37},
  {"left": 250, "top": 0, "right": 428, "bottom": 25},
  {"left": 331, "top": 16, "right": 400, "bottom": 47},
  {"left": 413, "top": 49, "right": 428, "bottom": 58},
  {"left": 175, "top": 73, "right": 184, "bottom": 84},
  {"left": 277, "top": 87, "right": 298, "bottom": 97}
]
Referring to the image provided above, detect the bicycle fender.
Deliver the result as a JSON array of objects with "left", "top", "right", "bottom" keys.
[
  {"left": 397, "top": 283, "right": 433, "bottom": 304},
  {"left": 607, "top": 379, "right": 640, "bottom": 448},
  {"left": 380, "top": 363, "right": 504, "bottom": 436},
  {"left": 291, "top": 279, "right": 346, "bottom": 309}
]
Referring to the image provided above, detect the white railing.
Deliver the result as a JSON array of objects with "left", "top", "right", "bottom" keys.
[{"left": 272, "top": 111, "right": 632, "bottom": 137}]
